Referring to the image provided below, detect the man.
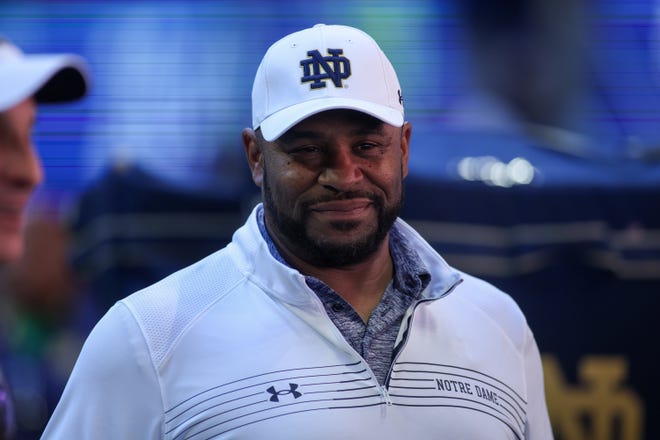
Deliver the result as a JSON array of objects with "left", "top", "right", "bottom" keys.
[
  {"left": 43, "top": 24, "right": 553, "bottom": 439},
  {"left": 0, "top": 38, "right": 89, "bottom": 261},
  {"left": 0, "top": 38, "right": 89, "bottom": 439}
]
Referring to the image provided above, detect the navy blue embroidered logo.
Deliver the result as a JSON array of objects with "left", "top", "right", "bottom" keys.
[
  {"left": 398, "top": 89, "right": 403, "bottom": 105},
  {"left": 300, "top": 49, "right": 351, "bottom": 89},
  {"left": 266, "top": 383, "right": 302, "bottom": 402}
]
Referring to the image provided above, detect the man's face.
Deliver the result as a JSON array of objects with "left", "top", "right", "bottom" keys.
[
  {"left": 0, "top": 98, "right": 42, "bottom": 262},
  {"left": 247, "top": 109, "right": 410, "bottom": 268}
]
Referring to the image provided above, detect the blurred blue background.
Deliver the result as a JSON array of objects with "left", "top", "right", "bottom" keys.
[
  {"left": 2, "top": 0, "right": 449, "bottom": 197},
  {"left": 1, "top": 0, "right": 659, "bottom": 438},
  {"left": 1, "top": 0, "right": 659, "bottom": 197}
]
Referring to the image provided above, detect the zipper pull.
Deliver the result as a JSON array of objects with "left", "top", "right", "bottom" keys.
[{"left": 380, "top": 385, "right": 392, "bottom": 406}]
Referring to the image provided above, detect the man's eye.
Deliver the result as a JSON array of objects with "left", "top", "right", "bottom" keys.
[
  {"left": 292, "top": 145, "right": 321, "bottom": 154},
  {"left": 356, "top": 142, "right": 383, "bottom": 154}
]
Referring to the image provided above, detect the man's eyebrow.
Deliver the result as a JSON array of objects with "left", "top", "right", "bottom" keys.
[
  {"left": 279, "top": 124, "right": 386, "bottom": 142},
  {"left": 348, "top": 124, "right": 386, "bottom": 137},
  {"left": 277, "top": 129, "right": 324, "bottom": 145},
  {"left": 0, "top": 113, "right": 12, "bottom": 139}
]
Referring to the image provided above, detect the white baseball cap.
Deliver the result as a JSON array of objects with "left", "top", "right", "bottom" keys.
[
  {"left": 252, "top": 23, "right": 404, "bottom": 141},
  {"left": 0, "top": 37, "right": 89, "bottom": 112}
]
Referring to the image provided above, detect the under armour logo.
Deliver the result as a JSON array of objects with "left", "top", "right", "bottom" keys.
[
  {"left": 300, "top": 49, "right": 351, "bottom": 89},
  {"left": 266, "top": 383, "right": 303, "bottom": 402}
]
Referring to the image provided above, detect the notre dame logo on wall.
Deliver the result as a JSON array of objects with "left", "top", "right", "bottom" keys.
[{"left": 542, "top": 355, "right": 643, "bottom": 440}]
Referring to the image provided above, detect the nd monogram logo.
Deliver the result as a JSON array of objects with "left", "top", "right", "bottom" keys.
[
  {"left": 266, "top": 383, "right": 303, "bottom": 403},
  {"left": 300, "top": 48, "right": 351, "bottom": 89}
]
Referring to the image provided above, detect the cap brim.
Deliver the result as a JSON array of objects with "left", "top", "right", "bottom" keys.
[
  {"left": 258, "top": 97, "right": 404, "bottom": 142},
  {"left": 0, "top": 54, "right": 89, "bottom": 112}
]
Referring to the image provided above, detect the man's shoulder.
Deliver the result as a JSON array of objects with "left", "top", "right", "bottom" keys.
[
  {"left": 117, "top": 247, "right": 247, "bottom": 365},
  {"left": 450, "top": 271, "right": 530, "bottom": 345},
  {"left": 125, "top": 246, "right": 242, "bottom": 307}
]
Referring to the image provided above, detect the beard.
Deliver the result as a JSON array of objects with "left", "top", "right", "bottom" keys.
[{"left": 261, "top": 169, "right": 403, "bottom": 268}]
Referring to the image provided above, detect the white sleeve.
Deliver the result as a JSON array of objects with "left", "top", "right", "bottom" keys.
[
  {"left": 41, "top": 302, "right": 163, "bottom": 439},
  {"left": 523, "top": 326, "right": 554, "bottom": 439}
]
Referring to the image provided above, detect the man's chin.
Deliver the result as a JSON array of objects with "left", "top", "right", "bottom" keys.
[
  {"left": 307, "top": 220, "right": 373, "bottom": 243},
  {"left": 301, "top": 227, "right": 383, "bottom": 267},
  {"left": 0, "top": 232, "right": 23, "bottom": 263}
]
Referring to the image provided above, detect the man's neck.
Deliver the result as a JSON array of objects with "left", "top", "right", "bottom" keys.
[{"left": 283, "top": 239, "right": 394, "bottom": 322}]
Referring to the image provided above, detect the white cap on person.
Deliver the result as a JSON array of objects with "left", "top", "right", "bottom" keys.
[
  {"left": 0, "top": 37, "right": 89, "bottom": 112},
  {"left": 251, "top": 23, "right": 404, "bottom": 141}
]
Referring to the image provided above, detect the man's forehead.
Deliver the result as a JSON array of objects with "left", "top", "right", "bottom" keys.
[
  {"left": 0, "top": 111, "right": 10, "bottom": 132},
  {"left": 279, "top": 109, "right": 385, "bottom": 138},
  {"left": 0, "top": 100, "right": 36, "bottom": 134},
  {"left": 299, "top": 109, "right": 383, "bottom": 125}
]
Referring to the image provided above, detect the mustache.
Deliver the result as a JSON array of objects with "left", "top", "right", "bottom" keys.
[{"left": 302, "top": 191, "right": 381, "bottom": 208}]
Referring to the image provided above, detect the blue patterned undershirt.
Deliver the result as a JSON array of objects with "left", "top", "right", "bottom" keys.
[{"left": 257, "top": 206, "right": 430, "bottom": 385}]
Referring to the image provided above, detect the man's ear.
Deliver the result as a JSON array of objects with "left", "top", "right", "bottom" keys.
[
  {"left": 242, "top": 128, "right": 264, "bottom": 187},
  {"left": 400, "top": 122, "right": 411, "bottom": 179}
]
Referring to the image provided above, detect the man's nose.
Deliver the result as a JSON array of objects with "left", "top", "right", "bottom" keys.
[
  {"left": 317, "top": 148, "right": 363, "bottom": 191},
  {"left": 1, "top": 141, "right": 44, "bottom": 190}
]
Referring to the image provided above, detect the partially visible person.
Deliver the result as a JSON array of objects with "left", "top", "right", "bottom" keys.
[
  {"left": 0, "top": 37, "right": 89, "bottom": 439},
  {"left": 0, "top": 37, "right": 89, "bottom": 261},
  {"left": 43, "top": 24, "right": 552, "bottom": 439}
]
